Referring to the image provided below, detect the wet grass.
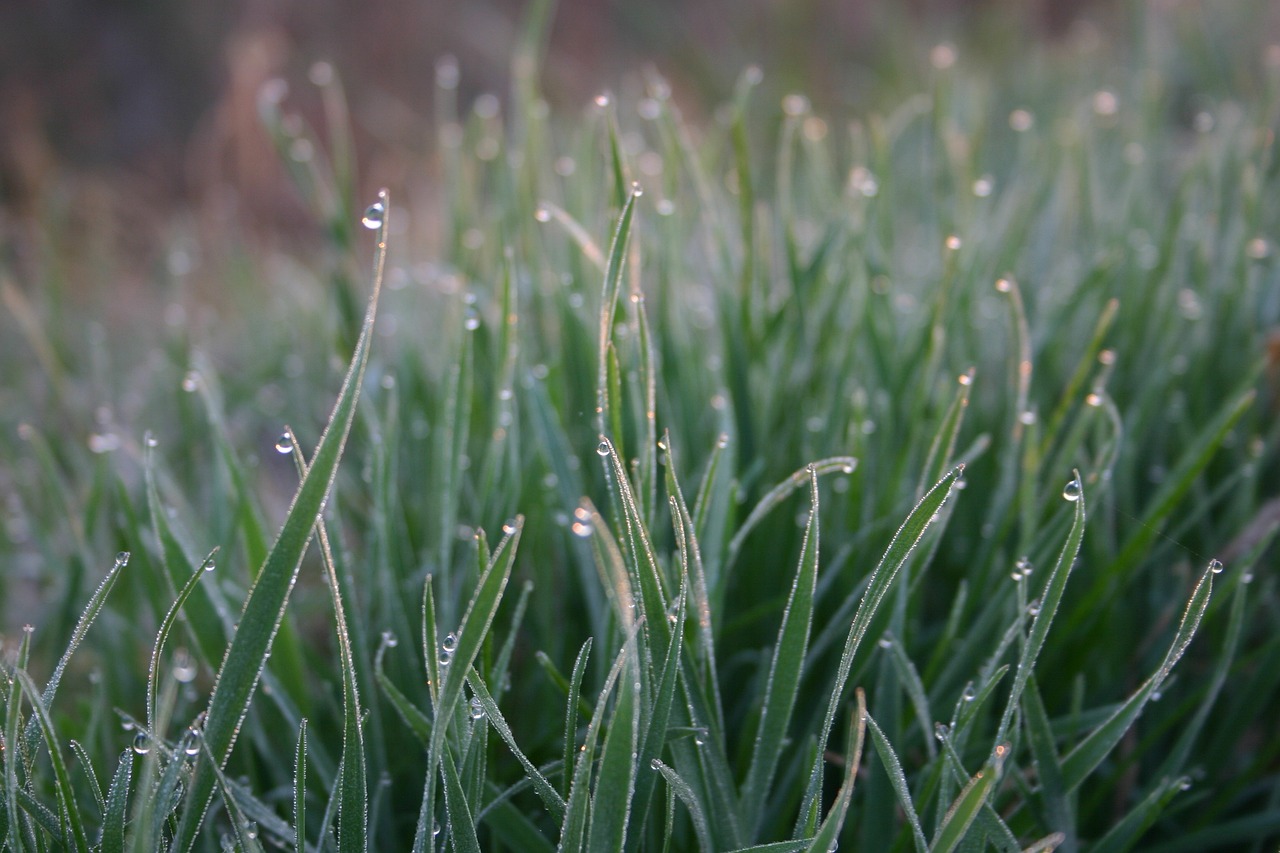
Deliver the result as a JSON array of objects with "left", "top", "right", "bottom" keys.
[{"left": 3, "top": 2, "right": 1280, "bottom": 850}]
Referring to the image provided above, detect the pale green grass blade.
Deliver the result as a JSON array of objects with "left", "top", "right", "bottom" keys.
[
  {"left": 559, "top": 634, "right": 631, "bottom": 853},
  {"left": 864, "top": 710, "right": 928, "bottom": 853},
  {"left": 66, "top": 741, "right": 103, "bottom": 818},
  {"left": 15, "top": 669, "right": 89, "bottom": 852},
  {"left": 534, "top": 200, "right": 605, "bottom": 271},
  {"left": 295, "top": 719, "right": 308, "bottom": 853},
  {"left": 726, "top": 842, "right": 811, "bottom": 853},
  {"left": 595, "top": 189, "right": 639, "bottom": 437},
  {"left": 442, "top": 748, "right": 482, "bottom": 853},
  {"left": 742, "top": 466, "right": 820, "bottom": 829},
  {"left": 1040, "top": 297, "right": 1118, "bottom": 458},
  {"left": 375, "top": 637, "right": 433, "bottom": 746},
  {"left": 918, "top": 369, "right": 974, "bottom": 499},
  {"left": 173, "top": 189, "right": 387, "bottom": 851},
  {"left": 884, "top": 632, "right": 938, "bottom": 762},
  {"left": 466, "top": 667, "right": 565, "bottom": 820},
  {"left": 995, "top": 471, "right": 1086, "bottom": 745},
  {"left": 800, "top": 465, "right": 964, "bottom": 832},
  {"left": 100, "top": 749, "right": 132, "bottom": 853},
  {"left": 806, "top": 689, "right": 867, "bottom": 853},
  {"left": 146, "top": 547, "right": 216, "bottom": 734},
  {"left": 14, "top": 787, "right": 60, "bottom": 845},
  {"left": 586, "top": 631, "right": 640, "bottom": 853},
  {"left": 3, "top": 631, "right": 27, "bottom": 850},
  {"left": 562, "top": 639, "right": 593, "bottom": 799},
  {"left": 1061, "top": 561, "right": 1217, "bottom": 790},
  {"left": 650, "top": 760, "right": 713, "bottom": 852},
  {"left": 631, "top": 571, "right": 687, "bottom": 840},
  {"left": 27, "top": 551, "right": 127, "bottom": 750},
  {"left": 726, "top": 457, "right": 856, "bottom": 572},
  {"left": 928, "top": 744, "right": 1007, "bottom": 853}
]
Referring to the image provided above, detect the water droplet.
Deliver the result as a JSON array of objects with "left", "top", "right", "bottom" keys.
[
  {"left": 145, "top": 433, "right": 158, "bottom": 448},
  {"left": 502, "top": 519, "right": 517, "bottom": 535},
  {"left": 275, "top": 433, "right": 294, "bottom": 454},
  {"left": 1062, "top": 478, "right": 1082, "bottom": 502},
  {"left": 1151, "top": 690, "right": 1162, "bottom": 702},
  {"left": 182, "top": 728, "right": 202, "bottom": 756},
  {"left": 1086, "top": 393, "right": 1103, "bottom": 408},
  {"left": 115, "top": 551, "right": 131, "bottom": 567},
  {"left": 877, "top": 637, "right": 892, "bottom": 649},
  {"left": 382, "top": 630, "right": 398, "bottom": 648},
  {"left": 571, "top": 521, "right": 593, "bottom": 538},
  {"left": 596, "top": 440, "right": 610, "bottom": 457},
  {"left": 631, "top": 181, "right": 644, "bottom": 198},
  {"left": 1242, "top": 571, "right": 1254, "bottom": 584},
  {"left": 934, "top": 722, "right": 950, "bottom": 741},
  {"left": 1009, "top": 108, "right": 1034, "bottom": 132},
  {"left": 1177, "top": 776, "right": 1192, "bottom": 791},
  {"left": 132, "top": 732, "right": 150, "bottom": 755},
  {"left": 962, "top": 684, "right": 976, "bottom": 702},
  {"left": 1027, "top": 599, "right": 1042, "bottom": 616},
  {"left": 945, "top": 235, "right": 962, "bottom": 251},
  {"left": 995, "top": 277, "right": 1013, "bottom": 293},
  {"left": 1209, "top": 559, "right": 1224, "bottom": 574},
  {"left": 1016, "top": 557, "right": 1033, "bottom": 576},
  {"left": 361, "top": 201, "right": 385, "bottom": 230},
  {"left": 1092, "top": 90, "right": 1119, "bottom": 117},
  {"left": 173, "top": 649, "right": 197, "bottom": 683},
  {"left": 650, "top": 757, "right": 662, "bottom": 769},
  {"left": 930, "top": 42, "right": 957, "bottom": 69},
  {"left": 534, "top": 204, "right": 552, "bottom": 223},
  {"left": 463, "top": 307, "right": 480, "bottom": 331},
  {"left": 1018, "top": 410, "right": 1037, "bottom": 425},
  {"left": 244, "top": 821, "right": 258, "bottom": 840},
  {"left": 469, "top": 697, "right": 485, "bottom": 721},
  {"left": 438, "top": 649, "right": 453, "bottom": 666},
  {"left": 432, "top": 821, "right": 442, "bottom": 837},
  {"left": 594, "top": 93, "right": 611, "bottom": 108},
  {"left": 442, "top": 632, "right": 458, "bottom": 653},
  {"left": 972, "top": 175, "right": 994, "bottom": 197},
  {"left": 957, "top": 372, "right": 972, "bottom": 386}
]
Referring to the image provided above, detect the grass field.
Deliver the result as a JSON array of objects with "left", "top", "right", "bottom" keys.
[{"left": 2, "top": 1, "right": 1280, "bottom": 850}]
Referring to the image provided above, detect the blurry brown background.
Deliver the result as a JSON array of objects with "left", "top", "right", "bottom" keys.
[{"left": 0, "top": 0, "right": 1105, "bottom": 259}]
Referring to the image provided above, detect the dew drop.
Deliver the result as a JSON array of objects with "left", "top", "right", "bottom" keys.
[
  {"left": 502, "top": 519, "right": 517, "bottom": 535},
  {"left": 961, "top": 684, "right": 976, "bottom": 702},
  {"left": 115, "top": 551, "right": 131, "bottom": 567},
  {"left": 594, "top": 93, "right": 611, "bottom": 108},
  {"left": 244, "top": 822, "right": 258, "bottom": 840},
  {"left": 469, "top": 697, "right": 485, "bottom": 721},
  {"left": 934, "top": 722, "right": 950, "bottom": 741},
  {"left": 631, "top": 181, "right": 644, "bottom": 198},
  {"left": 1209, "top": 559, "right": 1224, "bottom": 575},
  {"left": 432, "top": 821, "right": 442, "bottom": 837},
  {"left": 182, "top": 371, "right": 200, "bottom": 392},
  {"left": 534, "top": 204, "right": 552, "bottom": 223},
  {"left": 182, "top": 728, "right": 202, "bottom": 756},
  {"left": 650, "top": 757, "right": 662, "bottom": 769},
  {"left": 1016, "top": 557, "right": 1033, "bottom": 576},
  {"left": 1062, "top": 478, "right": 1082, "bottom": 502},
  {"left": 1027, "top": 599, "right": 1042, "bottom": 616},
  {"left": 438, "top": 649, "right": 453, "bottom": 666},
  {"left": 442, "top": 632, "right": 458, "bottom": 653},
  {"left": 1178, "top": 776, "right": 1193, "bottom": 791},
  {"left": 571, "top": 521, "right": 593, "bottom": 538},
  {"left": 173, "top": 649, "right": 197, "bottom": 683},
  {"left": 877, "top": 637, "right": 892, "bottom": 649},
  {"left": 1086, "top": 392, "right": 1103, "bottom": 408},
  {"left": 945, "top": 235, "right": 962, "bottom": 251},
  {"left": 382, "top": 630, "right": 398, "bottom": 648},
  {"left": 203, "top": 558, "right": 216, "bottom": 572},
  {"left": 275, "top": 433, "right": 294, "bottom": 454},
  {"left": 596, "top": 440, "right": 610, "bottom": 457},
  {"left": 132, "top": 732, "right": 150, "bottom": 755},
  {"left": 994, "top": 277, "right": 1013, "bottom": 293},
  {"left": 361, "top": 201, "right": 385, "bottom": 230},
  {"left": 463, "top": 307, "right": 481, "bottom": 331}
]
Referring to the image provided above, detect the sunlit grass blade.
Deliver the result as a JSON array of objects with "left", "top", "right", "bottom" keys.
[
  {"left": 806, "top": 689, "right": 867, "bottom": 853},
  {"left": 15, "top": 669, "right": 89, "bottom": 852},
  {"left": 995, "top": 470, "right": 1086, "bottom": 745},
  {"left": 864, "top": 709, "right": 928, "bottom": 853},
  {"left": 173, "top": 189, "right": 388, "bottom": 851},
  {"left": 800, "top": 465, "right": 964, "bottom": 831},
  {"left": 1061, "top": 561, "right": 1217, "bottom": 790},
  {"left": 742, "top": 466, "right": 820, "bottom": 831}
]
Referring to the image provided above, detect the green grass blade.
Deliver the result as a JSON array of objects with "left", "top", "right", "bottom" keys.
[
  {"left": 294, "top": 719, "right": 308, "bottom": 853},
  {"left": 651, "top": 759, "right": 714, "bottom": 852},
  {"left": 917, "top": 369, "right": 974, "bottom": 499},
  {"left": 562, "top": 639, "right": 593, "bottom": 800},
  {"left": 66, "top": 741, "right": 103, "bottom": 818},
  {"left": 586, "top": 631, "right": 640, "bottom": 853},
  {"left": 928, "top": 744, "right": 1007, "bottom": 853},
  {"left": 442, "top": 748, "right": 482, "bottom": 853},
  {"left": 1022, "top": 674, "right": 1073, "bottom": 852},
  {"left": 173, "top": 188, "right": 388, "bottom": 851},
  {"left": 595, "top": 189, "right": 639, "bottom": 437},
  {"left": 466, "top": 667, "right": 566, "bottom": 820},
  {"left": 726, "top": 457, "right": 856, "bottom": 572},
  {"left": 995, "top": 470, "right": 1086, "bottom": 745},
  {"left": 1089, "top": 775, "right": 1187, "bottom": 853},
  {"left": 375, "top": 638, "right": 433, "bottom": 746},
  {"left": 146, "top": 547, "right": 216, "bottom": 734},
  {"left": 806, "top": 689, "right": 867, "bottom": 853},
  {"left": 100, "top": 750, "right": 132, "bottom": 853},
  {"left": 15, "top": 669, "right": 89, "bottom": 852},
  {"left": 743, "top": 466, "right": 820, "bottom": 830},
  {"left": 1061, "top": 561, "right": 1217, "bottom": 790},
  {"left": 864, "top": 710, "right": 928, "bottom": 853},
  {"left": 801, "top": 465, "right": 964, "bottom": 831}
]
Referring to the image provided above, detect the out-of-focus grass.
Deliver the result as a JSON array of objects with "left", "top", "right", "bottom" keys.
[{"left": 3, "top": 2, "right": 1280, "bottom": 850}]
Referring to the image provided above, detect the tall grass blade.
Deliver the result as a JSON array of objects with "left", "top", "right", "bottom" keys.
[
  {"left": 466, "top": 668, "right": 565, "bottom": 820},
  {"left": 595, "top": 190, "right": 638, "bottom": 437},
  {"left": 146, "top": 547, "right": 216, "bottom": 734},
  {"left": 100, "top": 750, "right": 132, "bottom": 853},
  {"left": 15, "top": 669, "right": 89, "bottom": 852},
  {"left": 864, "top": 710, "right": 928, "bottom": 853},
  {"left": 173, "top": 189, "right": 388, "bottom": 850},
  {"left": 806, "top": 689, "right": 868, "bottom": 853}
]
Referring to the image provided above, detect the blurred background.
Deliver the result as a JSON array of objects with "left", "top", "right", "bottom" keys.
[{"left": 0, "top": 0, "right": 1124, "bottom": 239}]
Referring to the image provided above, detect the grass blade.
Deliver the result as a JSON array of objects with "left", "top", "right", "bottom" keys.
[
  {"left": 173, "top": 188, "right": 388, "bottom": 850},
  {"left": 806, "top": 689, "right": 868, "bottom": 853},
  {"left": 100, "top": 749, "right": 132, "bottom": 853},
  {"left": 864, "top": 710, "right": 928, "bottom": 853},
  {"left": 295, "top": 719, "right": 308, "bottom": 853},
  {"left": 928, "top": 744, "right": 1008, "bottom": 853},
  {"left": 15, "top": 669, "right": 89, "bottom": 852}
]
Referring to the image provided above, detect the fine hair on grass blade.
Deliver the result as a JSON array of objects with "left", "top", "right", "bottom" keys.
[
  {"left": 99, "top": 749, "right": 132, "bottom": 853},
  {"left": 172, "top": 189, "right": 388, "bottom": 850},
  {"left": 805, "top": 688, "right": 868, "bottom": 853},
  {"left": 864, "top": 709, "right": 928, "bottom": 853},
  {"left": 742, "top": 465, "right": 820, "bottom": 833},
  {"left": 798, "top": 465, "right": 964, "bottom": 833}
]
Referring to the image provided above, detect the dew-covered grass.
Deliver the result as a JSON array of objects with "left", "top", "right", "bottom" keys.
[{"left": 3, "top": 2, "right": 1280, "bottom": 851}]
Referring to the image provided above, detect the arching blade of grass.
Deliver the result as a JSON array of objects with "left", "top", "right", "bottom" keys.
[
  {"left": 1089, "top": 774, "right": 1188, "bottom": 853},
  {"left": 146, "top": 547, "right": 216, "bottom": 735},
  {"left": 917, "top": 370, "right": 974, "bottom": 499},
  {"left": 66, "top": 741, "right": 103, "bottom": 818},
  {"left": 15, "top": 669, "right": 89, "bottom": 852},
  {"left": 172, "top": 189, "right": 388, "bottom": 851},
  {"left": 1061, "top": 561, "right": 1217, "bottom": 790},
  {"left": 375, "top": 638, "right": 433, "bottom": 746},
  {"left": 742, "top": 466, "right": 820, "bottom": 832},
  {"left": 995, "top": 470, "right": 1086, "bottom": 745},
  {"left": 561, "top": 639, "right": 593, "bottom": 800},
  {"left": 595, "top": 188, "right": 638, "bottom": 438},
  {"left": 798, "top": 465, "right": 964, "bottom": 833},
  {"left": 806, "top": 689, "right": 867, "bottom": 853},
  {"left": 651, "top": 759, "right": 714, "bottom": 852},
  {"left": 725, "top": 457, "right": 856, "bottom": 572}
]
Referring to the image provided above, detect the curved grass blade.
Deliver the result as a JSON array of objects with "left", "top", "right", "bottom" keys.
[
  {"left": 562, "top": 639, "right": 593, "bottom": 800},
  {"left": 375, "top": 639, "right": 433, "bottom": 746},
  {"left": 595, "top": 188, "right": 639, "bottom": 437},
  {"left": 651, "top": 759, "right": 713, "bottom": 852},
  {"left": 1089, "top": 774, "right": 1187, "bottom": 853},
  {"left": 743, "top": 466, "right": 820, "bottom": 829},
  {"left": 917, "top": 369, "right": 973, "bottom": 499},
  {"left": 1061, "top": 560, "right": 1216, "bottom": 790},
  {"left": 146, "top": 547, "right": 217, "bottom": 734},
  {"left": 995, "top": 471, "right": 1086, "bottom": 745},
  {"left": 15, "top": 669, "right": 89, "bottom": 852},
  {"left": 799, "top": 465, "right": 964, "bottom": 832},
  {"left": 466, "top": 667, "right": 565, "bottom": 820},
  {"left": 864, "top": 710, "right": 928, "bottom": 853},
  {"left": 100, "top": 749, "right": 132, "bottom": 853},
  {"left": 928, "top": 744, "right": 1008, "bottom": 853},
  {"left": 67, "top": 741, "right": 104, "bottom": 818},
  {"left": 173, "top": 188, "right": 388, "bottom": 851},
  {"left": 806, "top": 689, "right": 867, "bottom": 853},
  {"left": 726, "top": 457, "right": 857, "bottom": 572}
]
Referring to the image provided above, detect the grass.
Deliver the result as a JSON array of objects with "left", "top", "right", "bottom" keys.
[{"left": 3, "top": 1, "right": 1280, "bottom": 850}]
